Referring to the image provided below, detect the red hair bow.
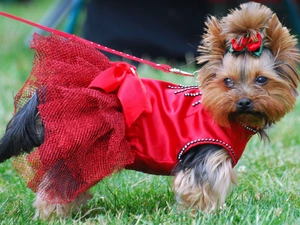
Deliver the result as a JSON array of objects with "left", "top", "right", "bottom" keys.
[{"left": 229, "top": 32, "right": 263, "bottom": 57}]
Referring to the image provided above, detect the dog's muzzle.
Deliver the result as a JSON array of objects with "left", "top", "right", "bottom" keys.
[{"left": 236, "top": 98, "right": 253, "bottom": 113}]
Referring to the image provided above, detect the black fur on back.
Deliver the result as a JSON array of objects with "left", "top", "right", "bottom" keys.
[
  {"left": 0, "top": 92, "right": 44, "bottom": 163},
  {"left": 173, "top": 144, "right": 223, "bottom": 184}
]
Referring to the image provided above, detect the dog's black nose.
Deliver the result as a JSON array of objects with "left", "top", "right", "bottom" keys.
[{"left": 237, "top": 98, "right": 253, "bottom": 112}]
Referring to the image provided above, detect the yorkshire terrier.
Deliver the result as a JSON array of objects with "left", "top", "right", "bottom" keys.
[{"left": 0, "top": 2, "right": 299, "bottom": 219}]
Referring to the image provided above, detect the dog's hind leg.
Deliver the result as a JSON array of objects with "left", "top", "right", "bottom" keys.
[
  {"left": 32, "top": 162, "right": 94, "bottom": 219},
  {"left": 33, "top": 190, "right": 93, "bottom": 219}
]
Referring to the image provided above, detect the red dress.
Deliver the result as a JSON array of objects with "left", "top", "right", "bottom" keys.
[
  {"left": 14, "top": 34, "right": 255, "bottom": 204},
  {"left": 125, "top": 78, "right": 255, "bottom": 175}
]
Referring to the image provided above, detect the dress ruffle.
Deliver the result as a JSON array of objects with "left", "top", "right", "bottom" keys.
[{"left": 14, "top": 34, "right": 134, "bottom": 204}]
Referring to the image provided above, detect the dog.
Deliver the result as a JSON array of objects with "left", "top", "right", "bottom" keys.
[{"left": 0, "top": 2, "right": 299, "bottom": 219}]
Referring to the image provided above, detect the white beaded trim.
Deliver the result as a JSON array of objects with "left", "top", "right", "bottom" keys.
[
  {"left": 242, "top": 125, "right": 258, "bottom": 133},
  {"left": 192, "top": 100, "right": 202, "bottom": 107},
  {"left": 168, "top": 84, "right": 199, "bottom": 90},
  {"left": 167, "top": 84, "right": 202, "bottom": 107},
  {"left": 177, "top": 138, "right": 237, "bottom": 163},
  {"left": 178, "top": 84, "right": 199, "bottom": 88},
  {"left": 174, "top": 88, "right": 199, "bottom": 94},
  {"left": 184, "top": 92, "right": 202, "bottom": 97}
]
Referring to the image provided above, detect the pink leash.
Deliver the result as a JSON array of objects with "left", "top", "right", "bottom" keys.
[{"left": 0, "top": 11, "right": 195, "bottom": 77}]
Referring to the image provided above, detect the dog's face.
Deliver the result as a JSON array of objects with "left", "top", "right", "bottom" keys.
[
  {"left": 200, "top": 50, "right": 298, "bottom": 129},
  {"left": 197, "top": 2, "right": 300, "bottom": 130}
]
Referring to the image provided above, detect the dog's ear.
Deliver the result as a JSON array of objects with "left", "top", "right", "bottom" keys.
[
  {"left": 197, "top": 16, "right": 225, "bottom": 64},
  {"left": 265, "top": 13, "right": 300, "bottom": 90},
  {"left": 197, "top": 16, "right": 225, "bottom": 85}
]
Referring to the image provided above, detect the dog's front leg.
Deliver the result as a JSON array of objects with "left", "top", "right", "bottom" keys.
[{"left": 173, "top": 145, "right": 236, "bottom": 212}]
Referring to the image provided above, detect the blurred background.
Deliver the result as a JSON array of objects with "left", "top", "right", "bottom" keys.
[
  {"left": 0, "top": 0, "right": 299, "bottom": 63},
  {"left": 0, "top": 0, "right": 299, "bottom": 126}
]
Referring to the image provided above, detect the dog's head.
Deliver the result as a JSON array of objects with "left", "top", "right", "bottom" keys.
[{"left": 197, "top": 2, "right": 299, "bottom": 131}]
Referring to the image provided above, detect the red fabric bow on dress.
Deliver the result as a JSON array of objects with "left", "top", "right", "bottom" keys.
[
  {"left": 229, "top": 32, "right": 263, "bottom": 57},
  {"left": 89, "top": 62, "right": 152, "bottom": 127}
]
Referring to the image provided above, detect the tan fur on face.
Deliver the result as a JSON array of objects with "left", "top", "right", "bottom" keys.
[
  {"left": 200, "top": 50, "right": 297, "bottom": 128},
  {"left": 197, "top": 1, "right": 300, "bottom": 129},
  {"left": 173, "top": 149, "right": 236, "bottom": 212}
]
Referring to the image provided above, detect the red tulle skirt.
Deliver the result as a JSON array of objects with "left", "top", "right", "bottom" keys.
[{"left": 13, "top": 34, "right": 135, "bottom": 204}]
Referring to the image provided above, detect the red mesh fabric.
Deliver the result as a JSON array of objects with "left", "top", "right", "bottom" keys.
[{"left": 13, "top": 34, "right": 134, "bottom": 204}]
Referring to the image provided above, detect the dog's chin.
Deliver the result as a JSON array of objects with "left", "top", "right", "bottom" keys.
[{"left": 229, "top": 112, "right": 270, "bottom": 130}]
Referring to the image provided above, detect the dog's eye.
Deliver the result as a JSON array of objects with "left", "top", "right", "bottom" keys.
[
  {"left": 256, "top": 76, "right": 268, "bottom": 85},
  {"left": 224, "top": 78, "right": 234, "bottom": 87}
]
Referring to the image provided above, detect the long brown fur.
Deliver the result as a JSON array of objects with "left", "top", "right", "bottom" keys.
[{"left": 197, "top": 1, "right": 300, "bottom": 129}]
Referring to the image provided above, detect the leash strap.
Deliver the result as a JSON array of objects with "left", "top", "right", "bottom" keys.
[{"left": 0, "top": 11, "right": 195, "bottom": 77}]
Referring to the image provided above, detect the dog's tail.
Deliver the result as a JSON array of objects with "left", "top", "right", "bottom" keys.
[{"left": 0, "top": 93, "right": 44, "bottom": 163}]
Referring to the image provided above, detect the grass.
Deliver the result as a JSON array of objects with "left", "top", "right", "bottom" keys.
[{"left": 0, "top": 1, "right": 299, "bottom": 224}]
